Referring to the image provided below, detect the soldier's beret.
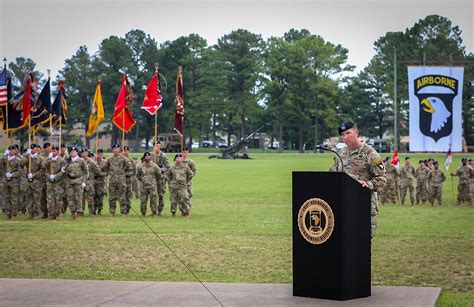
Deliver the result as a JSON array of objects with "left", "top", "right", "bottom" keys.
[
  {"left": 338, "top": 120, "right": 356, "bottom": 135},
  {"left": 461, "top": 157, "right": 467, "bottom": 161},
  {"left": 52, "top": 146, "right": 59, "bottom": 151},
  {"left": 419, "top": 160, "right": 423, "bottom": 163},
  {"left": 112, "top": 144, "right": 120, "bottom": 149},
  {"left": 80, "top": 148, "right": 88, "bottom": 153},
  {"left": 70, "top": 147, "right": 78, "bottom": 152},
  {"left": 8, "top": 145, "right": 15, "bottom": 150},
  {"left": 88, "top": 152, "right": 94, "bottom": 158},
  {"left": 31, "top": 143, "right": 38, "bottom": 149},
  {"left": 60, "top": 144, "right": 66, "bottom": 148},
  {"left": 433, "top": 161, "right": 439, "bottom": 165},
  {"left": 183, "top": 146, "right": 189, "bottom": 152},
  {"left": 43, "top": 142, "right": 51, "bottom": 148},
  {"left": 174, "top": 153, "right": 183, "bottom": 161},
  {"left": 143, "top": 152, "right": 151, "bottom": 157},
  {"left": 97, "top": 149, "right": 104, "bottom": 153},
  {"left": 405, "top": 156, "right": 410, "bottom": 161},
  {"left": 123, "top": 146, "right": 130, "bottom": 151},
  {"left": 14, "top": 144, "right": 19, "bottom": 149},
  {"left": 153, "top": 141, "right": 161, "bottom": 145}
]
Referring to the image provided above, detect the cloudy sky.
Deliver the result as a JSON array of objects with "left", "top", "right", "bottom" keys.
[{"left": 1, "top": 0, "right": 472, "bottom": 79}]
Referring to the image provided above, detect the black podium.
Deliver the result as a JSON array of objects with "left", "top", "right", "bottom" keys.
[{"left": 292, "top": 171, "right": 371, "bottom": 301}]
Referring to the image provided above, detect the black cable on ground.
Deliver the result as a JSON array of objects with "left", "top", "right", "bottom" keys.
[{"left": 129, "top": 206, "right": 224, "bottom": 307}]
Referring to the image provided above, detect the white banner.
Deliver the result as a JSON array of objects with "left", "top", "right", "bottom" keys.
[{"left": 408, "top": 66, "right": 464, "bottom": 152}]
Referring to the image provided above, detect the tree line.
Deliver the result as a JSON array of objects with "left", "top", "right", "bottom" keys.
[{"left": 7, "top": 14, "right": 473, "bottom": 152}]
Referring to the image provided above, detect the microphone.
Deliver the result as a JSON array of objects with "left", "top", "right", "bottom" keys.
[{"left": 315, "top": 146, "right": 344, "bottom": 173}]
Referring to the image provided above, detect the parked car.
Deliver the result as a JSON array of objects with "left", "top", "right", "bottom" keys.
[
  {"left": 372, "top": 139, "right": 390, "bottom": 153},
  {"left": 335, "top": 142, "right": 347, "bottom": 150},
  {"left": 202, "top": 140, "right": 213, "bottom": 148}
]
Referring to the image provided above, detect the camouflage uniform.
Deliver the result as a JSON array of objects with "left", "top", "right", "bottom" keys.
[
  {"left": 64, "top": 156, "right": 89, "bottom": 215},
  {"left": 168, "top": 163, "right": 193, "bottom": 215},
  {"left": 18, "top": 154, "right": 28, "bottom": 214},
  {"left": 124, "top": 156, "right": 137, "bottom": 214},
  {"left": 94, "top": 157, "right": 108, "bottom": 214},
  {"left": 381, "top": 162, "right": 398, "bottom": 204},
  {"left": 137, "top": 160, "right": 162, "bottom": 215},
  {"left": 415, "top": 165, "right": 430, "bottom": 204},
  {"left": 152, "top": 151, "right": 170, "bottom": 214},
  {"left": 183, "top": 157, "right": 196, "bottom": 208},
  {"left": 1, "top": 154, "right": 22, "bottom": 218},
  {"left": 84, "top": 158, "right": 101, "bottom": 215},
  {"left": 40, "top": 152, "right": 50, "bottom": 217},
  {"left": 400, "top": 163, "right": 416, "bottom": 205},
  {"left": 336, "top": 143, "right": 387, "bottom": 238},
  {"left": 105, "top": 154, "right": 132, "bottom": 215},
  {"left": 428, "top": 168, "right": 446, "bottom": 206},
  {"left": 452, "top": 165, "right": 473, "bottom": 205},
  {"left": 25, "top": 154, "right": 45, "bottom": 217},
  {"left": 59, "top": 151, "right": 69, "bottom": 213},
  {"left": 42, "top": 156, "right": 66, "bottom": 218}
]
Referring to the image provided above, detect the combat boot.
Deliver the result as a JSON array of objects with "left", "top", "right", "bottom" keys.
[
  {"left": 32, "top": 213, "right": 40, "bottom": 220},
  {"left": 97, "top": 210, "right": 102, "bottom": 216},
  {"left": 71, "top": 212, "right": 76, "bottom": 220},
  {"left": 171, "top": 212, "right": 176, "bottom": 217},
  {"left": 10, "top": 215, "right": 16, "bottom": 220},
  {"left": 42, "top": 213, "right": 48, "bottom": 219},
  {"left": 157, "top": 211, "right": 162, "bottom": 216}
]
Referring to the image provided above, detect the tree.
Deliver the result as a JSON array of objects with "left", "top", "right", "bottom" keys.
[{"left": 215, "top": 29, "right": 264, "bottom": 139}]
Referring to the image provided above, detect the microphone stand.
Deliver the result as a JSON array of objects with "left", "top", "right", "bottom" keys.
[{"left": 315, "top": 146, "right": 344, "bottom": 173}]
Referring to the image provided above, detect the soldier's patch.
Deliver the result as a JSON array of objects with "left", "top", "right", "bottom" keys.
[{"left": 375, "top": 159, "right": 384, "bottom": 171}]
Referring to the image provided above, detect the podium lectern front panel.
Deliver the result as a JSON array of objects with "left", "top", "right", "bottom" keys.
[{"left": 292, "top": 171, "right": 371, "bottom": 301}]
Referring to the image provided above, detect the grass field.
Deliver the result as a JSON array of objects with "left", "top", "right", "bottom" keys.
[{"left": 0, "top": 152, "right": 472, "bottom": 306}]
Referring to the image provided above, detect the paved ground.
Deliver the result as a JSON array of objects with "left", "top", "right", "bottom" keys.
[{"left": 0, "top": 278, "right": 440, "bottom": 306}]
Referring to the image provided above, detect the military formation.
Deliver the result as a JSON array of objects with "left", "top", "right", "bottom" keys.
[
  {"left": 0, "top": 142, "right": 197, "bottom": 220},
  {"left": 380, "top": 157, "right": 473, "bottom": 206}
]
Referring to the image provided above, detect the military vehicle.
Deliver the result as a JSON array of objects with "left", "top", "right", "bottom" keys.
[{"left": 209, "top": 126, "right": 264, "bottom": 159}]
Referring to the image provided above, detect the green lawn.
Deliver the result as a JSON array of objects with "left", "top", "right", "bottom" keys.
[{"left": 0, "top": 153, "right": 472, "bottom": 306}]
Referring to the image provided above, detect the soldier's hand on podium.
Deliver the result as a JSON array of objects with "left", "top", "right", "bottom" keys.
[{"left": 357, "top": 180, "right": 369, "bottom": 188}]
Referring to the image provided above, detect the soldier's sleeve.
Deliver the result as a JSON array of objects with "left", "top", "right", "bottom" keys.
[
  {"left": 441, "top": 172, "right": 446, "bottom": 182},
  {"left": 11, "top": 158, "right": 22, "bottom": 178},
  {"left": 32, "top": 157, "right": 45, "bottom": 179},
  {"left": 136, "top": 165, "right": 143, "bottom": 181},
  {"left": 163, "top": 155, "right": 170, "bottom": 170},
  {"left": 190, "top": 160, "right": 196, "bottom": 176},
  {"left": 82, "top": 160, "right": 89, "bottom": 180},
  {"left": 367, "top": 151, "right": 387, "bottom": 192},
  {"left": 124, "top": 157, "right": 133, "bottom": 177},
  {"left": 55, "top": 159, "right": 66, "bottom": 181},
  {"left": 187, "top": 167, "right": 193, "bottom": 182}
]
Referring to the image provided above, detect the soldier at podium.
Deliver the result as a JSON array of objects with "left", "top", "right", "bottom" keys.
[{"left": 334, "top": 120, "right": 387, "bottom": 238}]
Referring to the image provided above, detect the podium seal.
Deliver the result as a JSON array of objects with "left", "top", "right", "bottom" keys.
[{"left": 298, "top": 198, "right": 334, "bottom": 245}]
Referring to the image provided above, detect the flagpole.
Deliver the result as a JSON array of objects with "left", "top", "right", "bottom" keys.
[
  {"left": 2, "top": 58, "right": 10, "bottom": 145},
  {"left": 154, "top": 63, "right": 159, "bottom": 146},
  {"left": 59, "top": 116, "right": 62, "bottom": 150}
]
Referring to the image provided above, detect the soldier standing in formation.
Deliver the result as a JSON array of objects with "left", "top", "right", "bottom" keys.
[
  {"left": 82, "top": 150, "right": 101, "bottom": 215},
  {"left": 168, "top": 153, "right": 193, "bottom": 217},
  {"left": 415, "top": 160, "right": 430, "bottom": 204},
  {"left": 43, "top": 146, "right": 66, "bottom": 219},
  {"left": 25, "top": 144, "right": 45, "bottom": 219},
  {"left": 400, "top": 157, "right": 416, "bottom": 205},
  {"left": 104, "top": 144, "right": 132, "bottom": 217},
  {"left": 335, "top": 120, "right": 387, "bottom": 238},
  {"left": 137, "top": 151, "right": 162, "bottom": 216},
  {"left": 94, "top": 149, "right": 108, "bottom": 215},
  {"left": 427, "top": 161, "right": 446, "bottom": 206},
  {"left": 380, "top": 157, "right": 398, "bottom": 205},
  {"left": 328, "top": 157, "right": 338, "bottom": 172},
  {"left": 40, "top": 143, "right": 51, "bottom": 218},
  {"left": 151, "top": 142, "right": 169, "bottom": 215},
  {"left": 122, "top": 146, "right": 137, "bottom": 214},
  {"left": 450, "top": 158, "right": 473, "bottom": 205},
  {"left": 60, "top": 144, "right": 69, "bottom": 213},
  {"left": 182, "top": 148, "right": 196, "bottom": 209},
  {"left": 2, "top": 145, "right": 22, "bottom": 220},
  {"left": 64, "top": 147, "right": 89, "bottom": 220}
]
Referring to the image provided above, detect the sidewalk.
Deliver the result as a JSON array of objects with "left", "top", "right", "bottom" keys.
[{"left": 0, "top": 278, "right": 440, "bottom": 306}]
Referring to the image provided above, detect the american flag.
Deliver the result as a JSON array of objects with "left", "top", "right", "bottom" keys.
[{"left": 0, "top": 66, "right": 7, "bottom": 106}]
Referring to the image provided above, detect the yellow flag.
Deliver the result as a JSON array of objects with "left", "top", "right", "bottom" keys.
[{"left": 86, "top": 81, "right": 104, "bottom": 137}]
